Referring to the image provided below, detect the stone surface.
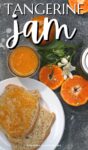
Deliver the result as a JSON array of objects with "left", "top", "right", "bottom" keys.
[{"left": 0, "top": 0, "right": 88, "bottom": 150}]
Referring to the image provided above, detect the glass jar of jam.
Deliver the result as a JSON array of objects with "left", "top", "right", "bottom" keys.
[{"left": 79, "top": 48, "right": 88, "bottom": 79}]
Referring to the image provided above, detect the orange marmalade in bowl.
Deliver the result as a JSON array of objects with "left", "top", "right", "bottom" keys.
[{"left": 8, "top": 46, "right": 40, "bottom": 77}]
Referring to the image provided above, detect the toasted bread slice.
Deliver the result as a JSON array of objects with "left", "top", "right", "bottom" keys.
[
  {"left": 0, "top": 84, "right": 40, "bottom": 138},
  {"left": 11, "top": 107, "right": 55, "bottom": 150}
]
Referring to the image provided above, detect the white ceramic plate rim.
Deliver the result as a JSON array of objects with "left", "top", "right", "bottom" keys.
[{"left": 0, "top": 77, "right": 65, "bottom": 150}]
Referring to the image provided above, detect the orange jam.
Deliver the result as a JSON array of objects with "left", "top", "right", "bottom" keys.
[{"left": 8, "top": 46, "right": 39, "bottom": 77}]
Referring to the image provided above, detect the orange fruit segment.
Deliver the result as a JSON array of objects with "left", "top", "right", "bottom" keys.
[
  {"left": 60, "top": 75, "right": 88, "bottom": 106},
  {"left": 39, "top": 65, "right": 64, "bottom": 90},
  {"left": 68, "top": 0, "right": 88, "bottom": 14}
]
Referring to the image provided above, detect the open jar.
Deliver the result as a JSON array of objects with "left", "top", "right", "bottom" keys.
[
  {"left": 79, "top": 48, "right": 88, "bottom": 79},
  {"left": 8, "top": 46, "right": 40, "bottom": 77}
]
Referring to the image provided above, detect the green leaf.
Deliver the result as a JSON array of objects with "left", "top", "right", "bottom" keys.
[{"left": 38, "top": 40, "right": 80, "bottom": 66}]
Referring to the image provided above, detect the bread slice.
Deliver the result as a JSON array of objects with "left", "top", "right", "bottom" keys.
[
  {"left": 0, "top": 84, "right": 40, "bottom": 138},
  {"left": 11, "top": 107, "right": 55, "bottom": 150}
]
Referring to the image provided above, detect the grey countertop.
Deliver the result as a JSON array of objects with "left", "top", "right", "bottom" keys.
[{"left": 0, "top": 0, "right": 88, "bottom": 150}]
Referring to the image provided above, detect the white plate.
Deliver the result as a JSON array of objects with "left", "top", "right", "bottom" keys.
[{"left": 0, "top": 77, "right": 65, "bottom": 150}]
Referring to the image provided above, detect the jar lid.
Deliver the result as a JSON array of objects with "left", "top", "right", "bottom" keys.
[{"left": 81, "top": 48, "right": 88, "bottom": 74}]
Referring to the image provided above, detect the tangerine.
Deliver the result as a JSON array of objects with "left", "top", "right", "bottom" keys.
[
  {"left": 60, "top": 75, "right": 88, "bottom": 106},
  {"left": 39, "top": 65, "right": 64, "bottom": 90},
  {"left": 68, "top": 0, "right": 88, "bottom": 14},
  {"left": 32, "top": 16, "right": 55, "bottom": 46}
]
